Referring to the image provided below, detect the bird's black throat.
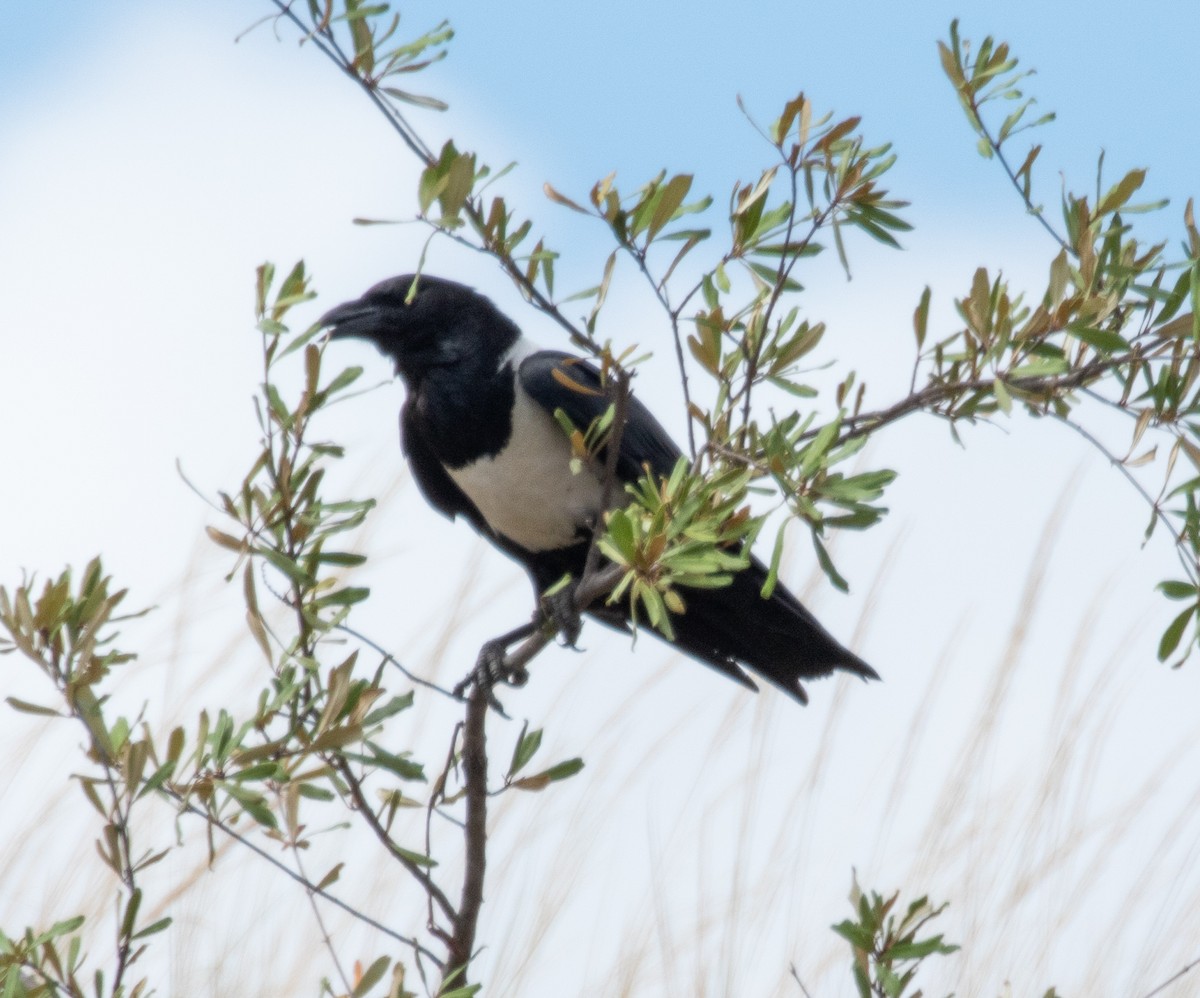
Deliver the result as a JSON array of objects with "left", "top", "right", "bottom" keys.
[{"left": 412, "top": 358, "right": 516, "bottom": 469}]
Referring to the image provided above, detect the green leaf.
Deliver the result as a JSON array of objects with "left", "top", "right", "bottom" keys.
[
  {"left": 605, "top": 509, "right": 636, "bottom": 561},
  {"left": 264, "top": 383, "right": 293, "bottom": 430},
  {"left": 876, "top": 964, "right": 904, "bottom": 996},
  {"left": 761, "top": 522, "right": 788, "bottom": 599},
  {"left": 393, "top": 844, "right": 437, "bottom": 868},
  {"left": 913, "top": 286, "right": 931, "bottom": 351},
  {"left": 317, "top": 863, "right": 344, "bottom": 891},
  {"left": 812, "top": 534, "right": 848, "bottom": 593},
  {"left": 1066, "top": 324, "right": 1128, "bottom": 354},
  {"left": 646, "top": 174, "right": 693, "bottom": 241},
  {"left": 315, "top": 551, "right": 368, "bottom": 567},
  {"left": 1098, "top": 168, "right": 1146, "bottom": 216},
  {"left": 1158, "top": 581, "right": 1197, "bottom": 601},
  {"left": 512, "top": 757, "right": 584, "bottom": 791},
  {"left": 800, "top": 419, "right": 840, "bottom": 476},
  {"left": 765, "top": 375, "right": 818, "bottom": 398},
  {"left": 314, "top": 586, "right": 371, "bottom": 608},
  {"left": 885, "top": 935, "right": 959, "bottom": 960},
  {"left": 43, "top": 916, "right": 85, "bottom": 940},
  {"left": 136, "top": 760, "right": 177, "bottom": 800},
  {"left": 131, "top": 916, "right": 172, "bottom": 941},
  {"left": 1047, "top": 248, "right": 1070, "bottom": 305},
  {"left": 1009, "top": 356, "right": 1068, "bottom": 378},
  {"left": 363, "top": 691, "right": 415, "bottom": 726},
  {"left": 997, "top": 98, "right": 1033, "bottom": 143},
  {"left": 508, "top": 723, "right": 542, "bottom": 778},
  {"left": 221, "top": 783, "right": 278, "bottom": 829},
  {"left": 545, "top": 758, "right": 584, "bottom": 781},
  {"left": 366, "top": 741, "right": 426, "bottom": 781},
  {"left": 543, "top": 182, "right": 589, "bottom": 214},
  {"left": 1158, "top": 606, "right": 1193, "bottom": 661},
  {"left": 438, "top": 984, "right": 483, "bottom": 998},
  {"left": 256, "top": 547, "right": 315, "bottom": 588},
  {"left": 5, "top": 696, "right": 60, "bottom": 717},
  {"left": 255, "top": 262, "right": 275, "bottom": 318},
  {"left": 831, "top": 919, "right": 872, "bottom": 951},
  {"left": 274, "top": 260, "right": 310, "bottom": 314},
  {"left": 229, "top": 761, "right": 285, "bottom": 783},
  {"left": 352, "top": 956, "right": 391, "bottom": 998},
  {"left": 747, "top": 261, "right": 802, "bottom": 291},
  {"left": 851, "top": 215, "right": 902, "bottom": 248},
  {"left": 323, "top": 365, "right": 364, "bottom": 397},
  {"left": 993, "top": 376, "right": 1012, "bottom": 415}
]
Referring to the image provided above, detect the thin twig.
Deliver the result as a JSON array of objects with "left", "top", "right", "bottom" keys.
[
  {"left": 293, "top": 844, "right": 354, "bottom": 994},
  {"left": 335, "top": 620, "right": 461, "bottom": 701},
  {"left": 332, "top": 756, "right": 459, "bottom": 926},
  {"left": 167, "top": 792, "right": 442, "bottom": 967},
  {"left": 628, "top": 251, "right": 697, "bottom": 458},
  {"left": 739, "top": 149, "right": 810, "bottom": 439},
  {"left": 50, "top": 649, "right": 140, "bottom": 996},
  {"left": 789, "top": 963, "right": 814, "bottom": 998},
  {"left": 266, "top": 0, "right": 596, "bottom": 354},
  {"left": 962, "top": 82, "right": 1072, "bottom": 254},
  {"left": 268, "top": 2, "right": 432, "bottom": 165},
  {"left": 100, "top": 763, "right": 137, "bottom": 996},
  {"left": 1051, "top": 414, "right": 1199, "bottom": 585},
  {"left": 427, "top": 723, "right": 464, "bottom": 946},
  {"left": 828, "top": 348, "right": 1167, "bottom": 445},
  {"left": 1141, "top": 955, "right": 1200, "bottom": 998}
]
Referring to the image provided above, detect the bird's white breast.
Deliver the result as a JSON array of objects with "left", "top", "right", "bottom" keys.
[{"left": 446, "top": 351, "right": 605, "bottom": 552}]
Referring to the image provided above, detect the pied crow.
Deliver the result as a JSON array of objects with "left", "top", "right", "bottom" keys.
[{"left": 321, "top": 274, "right": 877, "bottom": 704}]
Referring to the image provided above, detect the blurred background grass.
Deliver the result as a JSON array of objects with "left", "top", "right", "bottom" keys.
[{"left": 5, "top": 473, "right": 1199, "bottom": 997}]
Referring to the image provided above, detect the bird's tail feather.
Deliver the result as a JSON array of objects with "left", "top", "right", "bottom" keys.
[{"left": 669, "top": 558, "right": 877, "bottom": 705}]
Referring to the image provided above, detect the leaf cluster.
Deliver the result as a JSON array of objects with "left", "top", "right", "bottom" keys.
[
  {"left": 0, "top": 262, "right": 588, "bottom": 996},
  {"left": 277, "top": 0, "right": 1200, "bottom": 667},
  {"left": 827, "top": 875, "right": 1064, "bottom": 998},
  {"left": 831, "top": 874, "right": 960, "bottom": 998},
  {"left": 1, "top": 562, "right": 167, "bottom": 998},
  {"left": 601, "top": 458, "right": 757, "bottom": 637},
  {"left": 931, "top": 21, "right": 1200, "bottom": 664}
]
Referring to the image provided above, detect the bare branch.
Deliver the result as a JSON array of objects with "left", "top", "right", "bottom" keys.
[
  {"left": 442, "top": 686, "right": 489, "bottom": 985},
  {"left": 1141, "top": 955, "right": 1200, "bottom": 998}
]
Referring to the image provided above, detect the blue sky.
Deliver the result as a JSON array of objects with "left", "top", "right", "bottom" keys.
[
  {"left": 2, "top": 3, "right": 1200, "bottom": 995},
  {"left": 5, "top": 2, "right": 1194, "bottom": 212}
]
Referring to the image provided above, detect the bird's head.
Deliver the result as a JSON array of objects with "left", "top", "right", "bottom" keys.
[{"left": 320, "top": 274, "right": 519, "bottom": 385}]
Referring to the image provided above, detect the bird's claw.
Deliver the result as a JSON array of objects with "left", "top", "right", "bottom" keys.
[
  {"left": 541, "top": 582, "right": 583, "bottom": 648},
  {"left": 453, "top": 635, "right": 530, "bottom": 714},
  {"left": 451, "top": 586, "right": 580, "bottom": 713}
]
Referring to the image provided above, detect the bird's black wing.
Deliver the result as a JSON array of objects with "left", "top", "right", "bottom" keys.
[
  {"left": 520, "top": 351, "right": 761, "bottom": 694},
  {"left": 518, "top": 351, "right": 682, "bottom": 482},
  {"left": 400, "top": 400, "right": 493, "bottom": 533},
  {"left": 520, "top": 350, "right": 876, "bottom": 705}
]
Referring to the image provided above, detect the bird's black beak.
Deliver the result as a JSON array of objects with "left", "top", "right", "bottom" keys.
[{"left": 319, "top": 299, "right": 382, "bottom": 342}]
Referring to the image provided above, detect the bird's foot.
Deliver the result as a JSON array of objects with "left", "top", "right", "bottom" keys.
[
  {"left": 454, "top": 626, "right": 534, "bottom": 714},
  {"left": 541, "top": 580, "right": 582, "bottom": 648}
]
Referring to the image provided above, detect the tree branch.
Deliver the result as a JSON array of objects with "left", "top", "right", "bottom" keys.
[
  {"left": 332, "top": 756, "right": 459, "bottom": 926},
  {"left": 442, "top": 686, "right": 489, "bottom": 985},
  {"left": 267, "top": 0, "right": 598, "bottom": 353}
]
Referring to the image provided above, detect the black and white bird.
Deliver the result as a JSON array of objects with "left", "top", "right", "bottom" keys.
[{"left": 321, "top": 274, "right": 877, "bottom": 704}]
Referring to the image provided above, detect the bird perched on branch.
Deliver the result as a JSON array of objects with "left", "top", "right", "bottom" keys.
[{"left": 321, "top": 274, "right": 876, "bottom": 704}]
